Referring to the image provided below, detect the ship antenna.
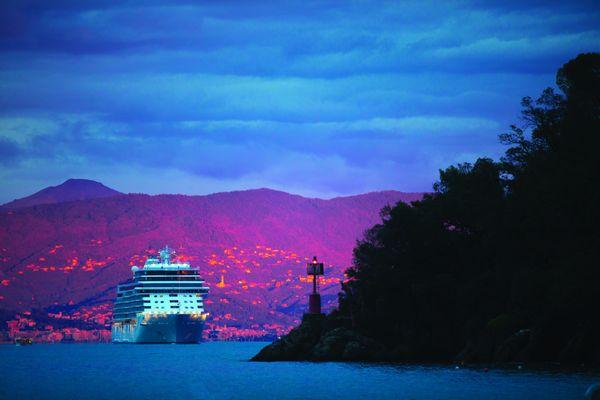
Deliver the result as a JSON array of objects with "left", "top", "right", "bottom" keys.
[{"left": 160, "top": 246, "right": 172, "bottom": 265}]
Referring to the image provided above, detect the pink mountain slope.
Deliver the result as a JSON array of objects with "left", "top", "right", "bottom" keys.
[{"left": 0, "top": 185, "right": 423, "bottom": 341}]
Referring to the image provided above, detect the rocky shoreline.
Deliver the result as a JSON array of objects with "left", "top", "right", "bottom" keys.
[
  {"left": 252, "top": 312, "right": 600, "bottom": 365},
  {"left": 252, "top": 313, "right": 387, "bottom": 362}
]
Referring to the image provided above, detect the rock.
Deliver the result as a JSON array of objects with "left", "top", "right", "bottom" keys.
[
  {"left": 309, "top": 327, "right": 387, "bottom": 361},
  {"left": 586, "top": 383, "right": 600, "bottom": 400},
  {"left": 309, "top": 327, "right": 349, "bottom": 360},
  {"left": 252, "top": 314, "right": 387, "bottom": 362},
  {"left": 494, "top": 329, "right": 531, "bottom": 362},
  {"left": 559, "top": 321, "right": 600, "bottom": 364},
  {"left": 342, "top": 337, "right": 386, "bottom": 361},
  {"left": 251, "top": 313, "right": 325, "bottom": 361}
]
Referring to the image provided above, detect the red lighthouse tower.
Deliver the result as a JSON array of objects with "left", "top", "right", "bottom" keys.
[{"left": 306, "top": 256, "right": 324, "bottom": 314}]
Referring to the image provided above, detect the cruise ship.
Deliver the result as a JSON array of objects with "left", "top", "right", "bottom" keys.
[{"left": 111, "top": 246, "right": 209, "bottom": 343}]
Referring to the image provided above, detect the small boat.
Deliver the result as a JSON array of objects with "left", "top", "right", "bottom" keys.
[{"left": 15, "top": 337, "right": 33, "bottom": 346}]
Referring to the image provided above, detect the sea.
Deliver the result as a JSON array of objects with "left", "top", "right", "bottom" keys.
[{"left": 0, "top": 342, "right": 598, "bottom": 400}]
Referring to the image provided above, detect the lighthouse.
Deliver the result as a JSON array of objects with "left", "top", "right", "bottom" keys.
[{"left": 306, "top": 256, "right": 324, "bottom": 314}]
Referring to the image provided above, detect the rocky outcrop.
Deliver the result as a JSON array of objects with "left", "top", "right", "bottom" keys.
[
  {"left": 251, "top": 313, "right": 387, "bottom": 362},
  {"left": 454, "top": 318, "right": 600, "bottom": 365},
  {"left": 254, "top": 312, "right": 600, "bottom": 364},
  {"left": 251, "top": 314, "right": 326, "bottom": 361}
]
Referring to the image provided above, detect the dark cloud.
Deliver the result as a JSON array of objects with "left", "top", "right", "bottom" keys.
[
  {"left": 1, "top": 1, "right": 597, "bottom": 75},
  {"left": 0, "top": 0, "right": 598, "bottom": 202}
]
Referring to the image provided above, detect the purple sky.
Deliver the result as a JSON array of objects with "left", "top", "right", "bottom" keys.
[{"left": 0, "top": 0, "right": 599, "bottom": 203}]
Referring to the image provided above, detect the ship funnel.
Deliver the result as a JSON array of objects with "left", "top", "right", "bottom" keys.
[{"left": 159, "top": 246, "right": 173, "bottom": 265}]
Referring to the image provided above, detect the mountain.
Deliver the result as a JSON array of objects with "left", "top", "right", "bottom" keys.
[
  {"left": 0, "top": 185, "right": 423, "bottom": 341},
  {"left": 1, "top": 179, "right": 122, "bottom": 210}
]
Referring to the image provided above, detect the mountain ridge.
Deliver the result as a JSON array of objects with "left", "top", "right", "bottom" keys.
[
  {"left": 2, "top": 178, "right": 123, "bottom": 210},
  {"left": 2, "top": 179, "right": 423, "bottom": 211}
]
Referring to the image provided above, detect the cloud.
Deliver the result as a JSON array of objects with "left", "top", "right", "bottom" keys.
[
  {"left": 0, "top": 0, "right": 598, "bottom": 202},
  {"left": 0, "top": 111, "right": 503, "bottom": 199}
]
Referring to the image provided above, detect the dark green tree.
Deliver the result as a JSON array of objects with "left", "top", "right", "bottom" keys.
[{"left": 339, "top": 53, "right": 600, "bottom": 364}]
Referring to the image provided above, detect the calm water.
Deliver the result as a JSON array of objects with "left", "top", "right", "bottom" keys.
[{"left": 0, "top": 342, "right": 598, "bottom": 400}]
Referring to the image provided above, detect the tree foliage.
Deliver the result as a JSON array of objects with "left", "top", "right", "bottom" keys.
[{"left": 338, "top": 53, "right": 600, "bottom": 363}]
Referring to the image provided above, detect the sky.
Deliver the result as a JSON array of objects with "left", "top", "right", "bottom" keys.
[{"left": 0, "top": 0, "right": 599, "bottom": 203}]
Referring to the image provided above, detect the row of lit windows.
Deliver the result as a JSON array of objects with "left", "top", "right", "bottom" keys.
[
  {"left": 147, "top": 300, "right": 202, "bottom": 303},
  {"left": 138, "top": 277, "right": 200, "bottom": 281},
  {"left": 139, "top": 289, "right": 207, "bottom": 294},
  {"left": 135, "top": 270, "right": 199, "bottom": 276}
]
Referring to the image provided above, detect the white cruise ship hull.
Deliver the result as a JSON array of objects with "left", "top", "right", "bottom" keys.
[{"left": 112, "top": 314, "right": 205, "bottom": 344}]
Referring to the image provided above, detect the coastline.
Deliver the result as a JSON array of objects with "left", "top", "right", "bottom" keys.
[{"left": 252, "top": 313, "right": 600, "bottom": 370}]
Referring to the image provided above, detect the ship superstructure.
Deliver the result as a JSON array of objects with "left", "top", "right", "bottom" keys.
[{"left": 111, "top": 246, "right": 209, "bottom": 343}]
